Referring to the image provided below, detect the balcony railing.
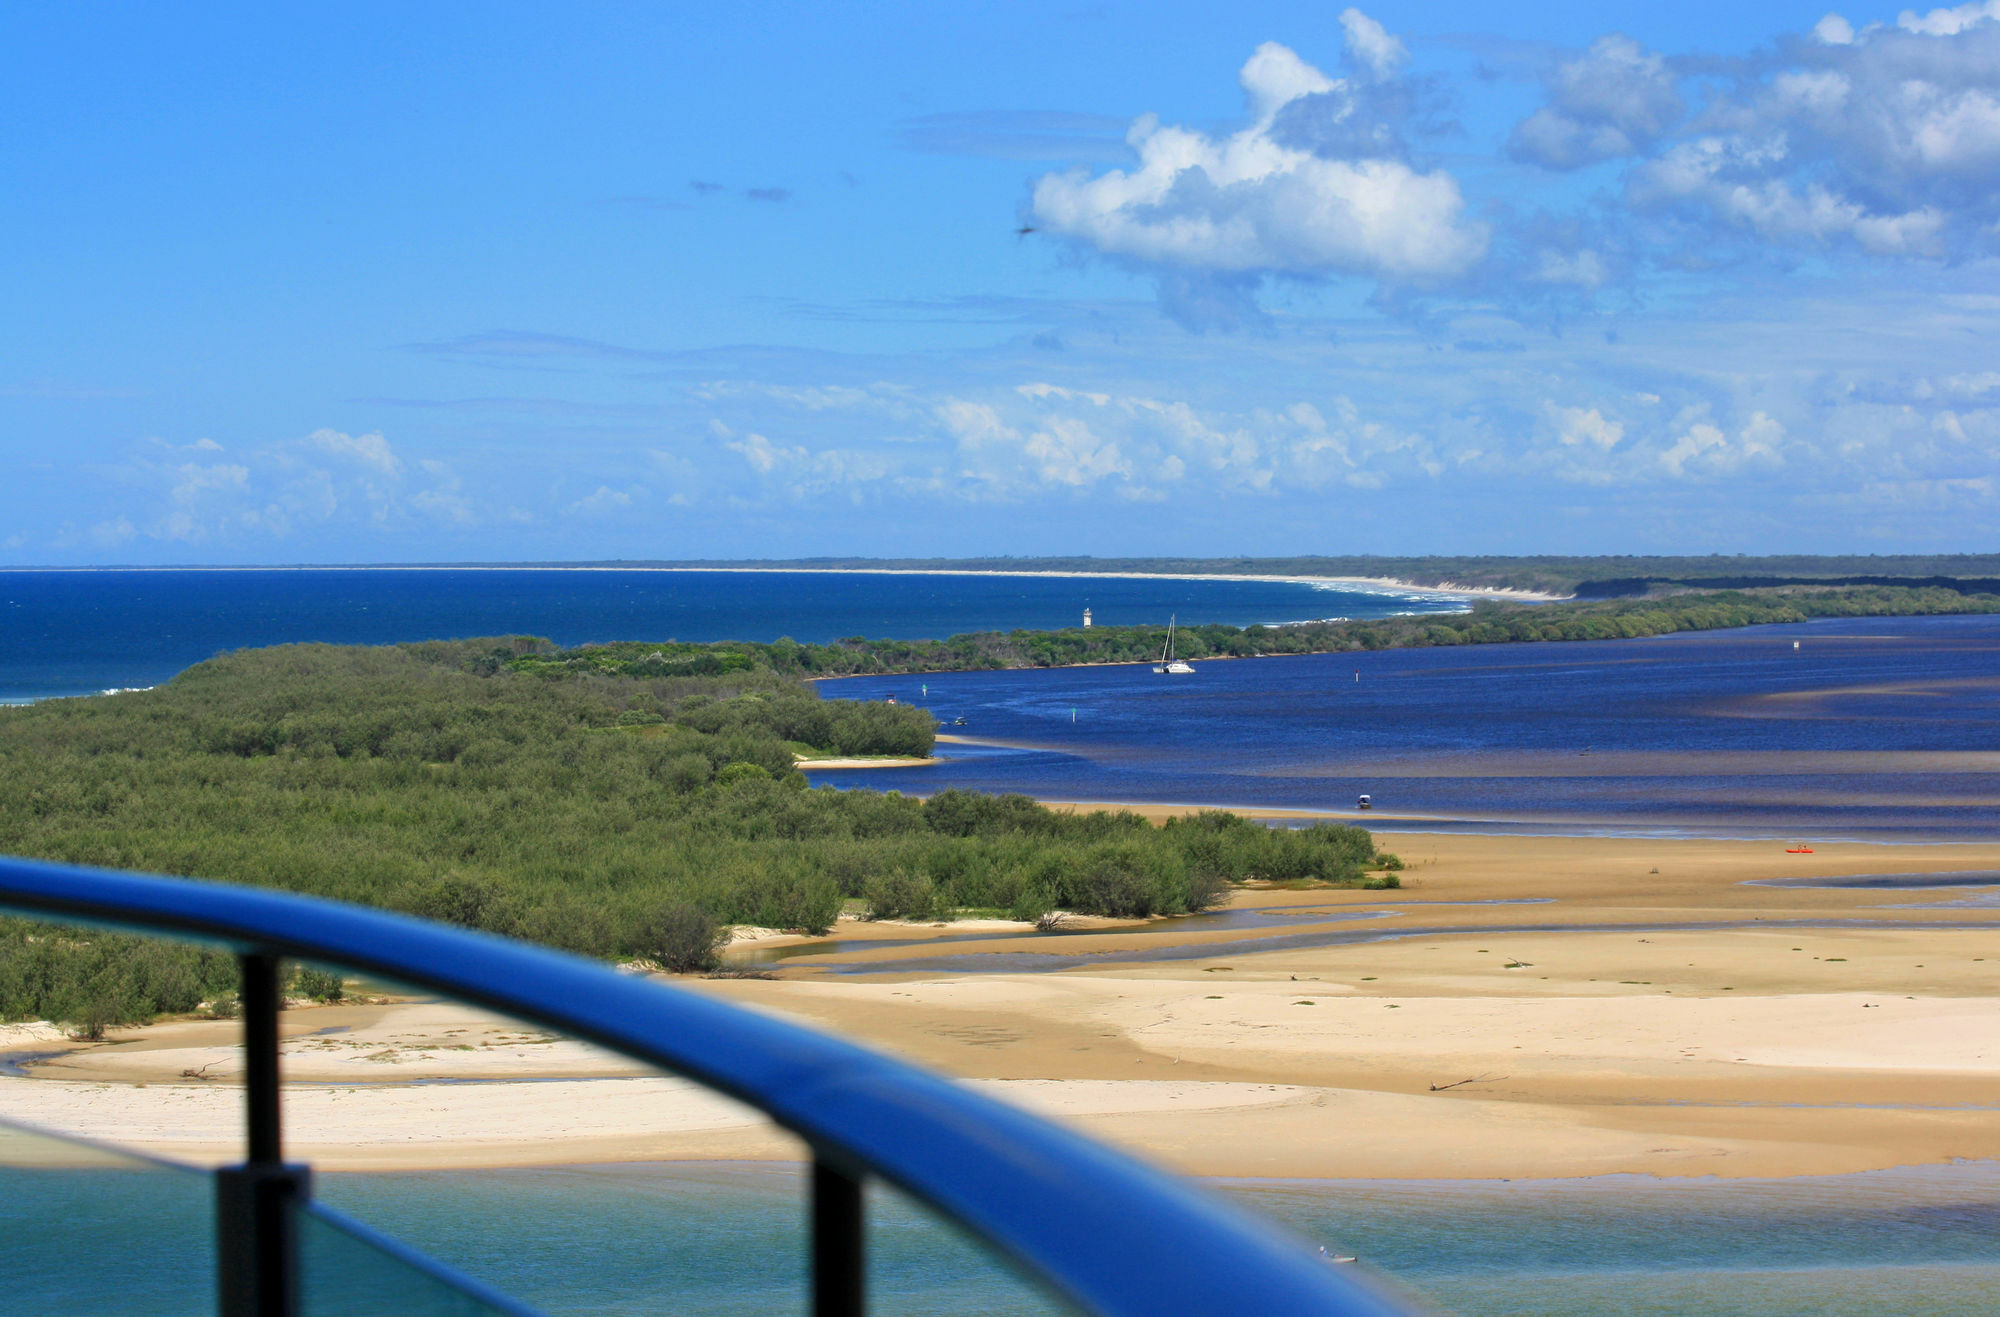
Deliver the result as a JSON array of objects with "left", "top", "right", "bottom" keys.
[{"left": 0, "top": 855, "right": 1410, "bottom": 1315}]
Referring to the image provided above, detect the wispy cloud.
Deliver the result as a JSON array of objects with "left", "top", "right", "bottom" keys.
[
  {"left": 748, "top": 292, "right": 1110, "bottom": 326},
  {"left": 599, "top": 194, "right": 692, "bottom": 212},
  {"left": 565, "top": 485, "right": 642, "bottom": 517},
  {"left": 688, "top": 179, "right": 793, "bottom": 204},
  {"left": 403, "top": 331, "right": 679, "bottom": 365},
  {"left": 0, "top": 378, "right": 144, "bottom": 400},
  {"left": 898, "top": 109, "right": 1132, "bottom": 161},
  {"left": 74, "top": 430, "right": 481, "bottom": 547},
  {"left": 353, "top": 395, "right": 670, "bottom": 418}
]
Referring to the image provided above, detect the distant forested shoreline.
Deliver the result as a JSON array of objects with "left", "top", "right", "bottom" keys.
[
  {"left": 509, "top": 584, "right": 2000, "bottom": 680},
  {"left": 438, "top": 554, "right": 2000, "bottom": 598}
]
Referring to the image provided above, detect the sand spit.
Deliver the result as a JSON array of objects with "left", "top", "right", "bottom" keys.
[
  {"left": 0, "top": 564, "right": 1564, "bottom": 603},
  {"left": 793, "top": 755, "right": 940, "bottom": 769},
  {"left": 6, "top": 832, "right": 2000, "bottom": 1179},
  {"left": 613, "top": 567, "right": 1560, "bottom": 604}
]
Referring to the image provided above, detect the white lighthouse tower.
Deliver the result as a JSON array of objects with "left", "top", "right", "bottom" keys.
[{"left": 1082, "top": 607, "right": 1093, "bottom": 629}]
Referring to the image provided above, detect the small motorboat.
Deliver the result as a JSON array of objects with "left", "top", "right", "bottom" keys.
[{"left": 1357, "top": 794, "right": 1372, "bottom": 810}]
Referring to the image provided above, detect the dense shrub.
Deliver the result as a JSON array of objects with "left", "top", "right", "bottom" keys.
[
  {"left": 714, "top": 762, "right": 774, "bottom": 788},
  {"left": 864, "top": 869, "right": 940, "bottom": 921},
  {"left": 924, "top": 790, "right": 1061, "bottom": 837},
  {"left": 0, "top": 927, "right": 237, "bottom": 1035},
  {"left": 1162, "top": 813, "right": 1375, "bottom": 885},
  {"left": 636, "top": 903, "right": 728, "bottom": 973},
  {"left": 402, "top": 874, "right": 519, "bottom": 935},
  {"left": 292, "top": 965, "right": 345, "bottom": 1003}
]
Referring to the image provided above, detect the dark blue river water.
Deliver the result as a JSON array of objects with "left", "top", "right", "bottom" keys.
[
  {"left": 810, "top": 614, "right": 2000, "bottom": 842},
  {"left": 0, "top": 568, "right": 1457, "bottom": 702}
]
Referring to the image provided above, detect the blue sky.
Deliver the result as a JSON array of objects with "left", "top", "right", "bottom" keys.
[{"left": 6, "top": 1, "right": 2000, "bottom": 564}]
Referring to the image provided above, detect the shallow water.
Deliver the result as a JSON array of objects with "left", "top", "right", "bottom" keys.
[
  {"left": 36, "top": 1158, "right": 2000, "bottom": 1316},
  {"left": 1242, "top": 1164, "right": 2000, "bottom": 1315},
  {"left": 1750, "top": 872, "right": 2000, "bottom": 889},
  {"left": 737, "top": 907, "right": 1407, "bottom": 964},
  {"left": 742, "top": 899, "right": 1550, "bottom": 967},
  {"left": 10, "top": 1143, "right": 2000, "bottom": 1314},
  {"left": 1744, "top": 871, "right": 2000, "bottom": 909},
  {"left": 813, "top": 614, "right": 2000, "bottom": 841},
  {"left": 781, "top": 916, "right": 1989, "bottom": 975},
  {"left": 0, "top": 1049, "right": 67, "bottom": 1078}
]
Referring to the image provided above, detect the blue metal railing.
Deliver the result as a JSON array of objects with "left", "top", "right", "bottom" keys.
[{"left": 0, "top": 855, "right": 1409, "bottom": 1315}]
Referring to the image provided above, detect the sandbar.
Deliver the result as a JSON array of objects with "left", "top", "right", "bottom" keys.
[{"left": 6, "top": 830, "right": 1998, "bottom": 1180}]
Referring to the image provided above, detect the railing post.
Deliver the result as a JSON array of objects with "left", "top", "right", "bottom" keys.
[
  {"left": 812, "top": 1156, "right": 865, "bottom": 1317},
  {"left": 242, "top": 952, "right": 282, "bottom": 1164},
  {"left": 216, "top": 952, "right": 310, "bottom": 1317}
]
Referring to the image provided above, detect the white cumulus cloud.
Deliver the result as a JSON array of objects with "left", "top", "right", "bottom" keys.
[
  {"left": 306, "top": 428, "right": 402, "bottom": 477},
  {"left": 1899, "top": 0, "right": 2000, "bottom": 35},
  {"left": 1029, "top": 22, "right": 1487, "bottom": 323},
  {"left": 1551, "top": 405, "right": 1625, "bottom": 450},
  {"left": 565, "top": 486, "right": 638, "bottom": 516},
  {"left": 1657, "top": 411, "right": 1789, "bottom": 477},
  {"left": 1337, "top": 8, "right": 1407, "bottom": 79}
]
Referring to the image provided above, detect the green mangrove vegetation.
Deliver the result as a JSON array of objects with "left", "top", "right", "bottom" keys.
[{"left": 0, "top": 640, "right": 1393, "bottom": 1028}]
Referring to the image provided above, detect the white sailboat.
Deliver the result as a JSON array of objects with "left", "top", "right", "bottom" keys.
[{"left": 1154, "top": 615, "right": 1196, "bottom": 674}]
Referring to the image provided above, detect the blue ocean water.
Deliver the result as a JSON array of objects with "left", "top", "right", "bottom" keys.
[
  {"left": 15, "top": 1155, "right": 2000, "bottom": 1315},
  {"left": 810, "top": 613, "right": 2000, "bottom": 842},
  {"left": 0, "top": 568, "right": 1457, "bottom": 702}
]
